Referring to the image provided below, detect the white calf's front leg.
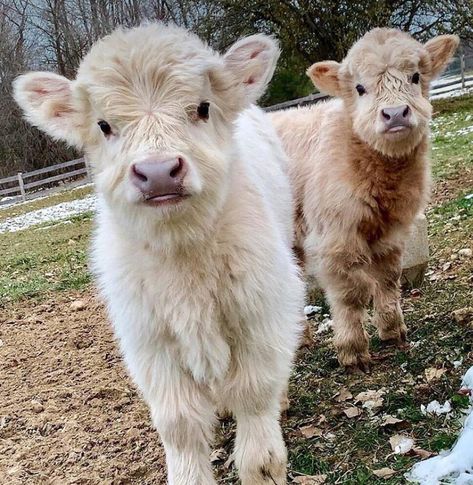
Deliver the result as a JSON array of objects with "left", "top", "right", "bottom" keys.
[
  {"left": 234, "top": 405, "right": 287, "bottom": 485},
  {"left": 135, "top": 353, "right": 217, "bottom": 485},
  {"left": 226, "top": 351, "right": 291, "bottom": 485}
]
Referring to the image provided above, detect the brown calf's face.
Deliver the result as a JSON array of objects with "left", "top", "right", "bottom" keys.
[
  {"left": 308, "top": 28, "right": 459, "bottom": 157},
  {"left": 13, "top": 24, "right": 279, "bottom": 227}
]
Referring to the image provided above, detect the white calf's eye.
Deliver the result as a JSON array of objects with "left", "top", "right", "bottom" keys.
[
  {"left": 98, "top": 120, "right": 112, "bottom": 136},
  {"left": 412, "top": 72, "right": 420, "bottom": 84},
  {"left": 197, "top": 102, "right": 210, "bottom": 121}
]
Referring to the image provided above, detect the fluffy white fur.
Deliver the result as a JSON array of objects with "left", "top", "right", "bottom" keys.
[{"left": 14, "top": 24, "right": 304, "bottom": 484}]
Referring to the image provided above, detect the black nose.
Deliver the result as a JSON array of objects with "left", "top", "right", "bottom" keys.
[{"left": 130, "top": 157, "right": 187, "bottom": 197}]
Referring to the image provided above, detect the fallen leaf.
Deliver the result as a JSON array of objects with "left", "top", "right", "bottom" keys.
[
  {"left": 373, "top": 467, "right": 396, "bottom": 479},
  {"left": 389, "top": 434, "right": 415, "bottom": 455},
  {"left": 413, "top": 447, "right": 435, "bottom": 459},
  {"left": 381, "top": 415, "right": 404, "bottom": 427},
  {"left": 451, "top": 307, "right": 473, "bottom": 325},
  {"left": 355, "top": 389, "right": 386, "bottom": 412},
  {"left": 317, "top": 415, "right": 327, "bottom": 425},
  {"left": 293, "top": 475, "right": 327, "bottom": 484},
  {"left": 299, "top": 425, "right": 323, "bottom": 439},
  {"left": 425, "top": 367, "right": 447, "bottom": 382},
  {"left": 335, "top": 387, "right": 353, "bottom": 402},
  {"left": 343, "top": 407, "right": 362, "bottom": 418}
]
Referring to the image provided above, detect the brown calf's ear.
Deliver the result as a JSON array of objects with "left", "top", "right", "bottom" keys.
[
  {"left": 424, "top": 35, "right": 460, "bottom": 79},
  {"left": 307, "top": 61, "right": 342, "bottom": 97},
  {"left": 13, "top": 72, "right": 83, "bottom": 148}
]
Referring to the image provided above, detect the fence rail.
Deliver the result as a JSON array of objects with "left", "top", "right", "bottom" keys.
[
  {"left": 0, "top": 158, "right": 90, "bottom": 205},
  {"left": 1, "top": 53, "right": 471, "bottom": 207}
]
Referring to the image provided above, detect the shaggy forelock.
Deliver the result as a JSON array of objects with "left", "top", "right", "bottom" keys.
[
  {"left": 75, "top": 23, "right": 238, "bottom": 133},
  {"left": 345, "top": 29, "right": 426, "bottom": 81}
]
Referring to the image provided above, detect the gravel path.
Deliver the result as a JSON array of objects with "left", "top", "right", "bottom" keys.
[{"left": 0, "top": 195, "right": 97, "bottom": 233}]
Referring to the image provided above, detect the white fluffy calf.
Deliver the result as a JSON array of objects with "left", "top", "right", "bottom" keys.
[{"left": 14, "top": 24, "right": 304, "bottom": 484}]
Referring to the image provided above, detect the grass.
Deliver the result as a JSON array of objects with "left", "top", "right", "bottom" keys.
[
  {"left": 0, "top": 96, "right": 472, "bottom": 483},
  {"left": 0, "top": 212, "right": 93, "bottom": 304},
  {"left": 430, "top": 94, "right": 473, "bottom": 181}
]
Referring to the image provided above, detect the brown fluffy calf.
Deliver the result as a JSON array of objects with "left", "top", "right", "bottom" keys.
[{"left": 271, "top": 28, "right": 459, "bottom": 371}]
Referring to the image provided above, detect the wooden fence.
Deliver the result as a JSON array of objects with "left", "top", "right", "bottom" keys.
[
  {"left": 0, "top": 158, "right": 90, "bottom": 205},
  {"left": 1, "top": 66, "right": 471, "bottom": 207},
  {"left": 266, "top": 73, "right": 473, "bottom": 113}
]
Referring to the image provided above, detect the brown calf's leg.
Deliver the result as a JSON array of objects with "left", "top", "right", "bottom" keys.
[
  {"left": 323, "top": 268, "right": 373, "bottom": 372},
  {"left": 372, "top": 250, "right": 407, "bottom": 345}
]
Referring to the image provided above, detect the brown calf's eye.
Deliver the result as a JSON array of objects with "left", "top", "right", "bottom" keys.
[
  {"left": 197, "top": 102, "right": 210, "bottom": 120},
  {"left": 98, "top": 120, "right": 112, "bottom": 136},
  {"left": 356, "top": 84, "right": 366, "bottom": 96},
  {"left": 412, "top": 72, "right": 420, "bottom": 84}
]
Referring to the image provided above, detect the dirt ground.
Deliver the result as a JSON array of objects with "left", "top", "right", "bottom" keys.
[{"left": 0, "top": 291, "right": 166, "bottom": 484}]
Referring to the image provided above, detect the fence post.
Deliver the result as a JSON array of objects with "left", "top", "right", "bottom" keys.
[
  {"left": 17, "top": 172, "right": 26, "bottom": 201},
  {"left": 460, "top": 53, "right": 466, "bottom": 90},
  {"left": 84, "top": 156, "right": 92, "bottom": 183}
]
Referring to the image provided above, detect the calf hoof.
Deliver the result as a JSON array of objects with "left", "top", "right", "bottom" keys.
[
  {"left": 345, "top": 359, "right": 371, "bottom": 374},
  {"left": 379, "top": 324, "right": 407, "bottom": 347},
  {"left": 242, "top": 462, "right": 286, "bottom": 485},
  {"left": 338, "top": 350, "right": 372, "bottom": 374}
]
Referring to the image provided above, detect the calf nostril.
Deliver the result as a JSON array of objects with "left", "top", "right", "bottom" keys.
[
  {"left": 170, "top": 158, "right": 184, "bottom": 178},
  {"left": 132, "top": 164, "right": 148, "bottom": 183},
  {"left": 381, "top": 109, "right": 391, "bottom": 121},
  {"left": 402, "top": 106, "right": 410, "bottom": 118}
]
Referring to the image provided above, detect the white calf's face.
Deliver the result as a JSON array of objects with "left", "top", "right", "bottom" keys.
[
  {"left": 308, "top": 29, "right": 459, "bottom": 157},
  {"left": 14, "top": 24, "right": 279, "bottom": 230}
]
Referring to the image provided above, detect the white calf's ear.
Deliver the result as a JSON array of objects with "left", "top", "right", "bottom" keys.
[
  {"left": 13, "top": 72, "right": 83, "bottom": 147},
  {"left": 424, "top": 35, "right": 460, "bottom": 79},
  {"left": 224, "top": 34, "right": 280, "bottom": 103},
  {"left": 307, "top": 61, "right": 342, "bottom": 97}
]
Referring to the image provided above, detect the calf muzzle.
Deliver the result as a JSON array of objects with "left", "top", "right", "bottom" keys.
[
  {"left": 131, "top": 157, "right": 188, "bottom": 200},
  {"left": 380, "top": 105, "right": 412, "bottom": 132}
]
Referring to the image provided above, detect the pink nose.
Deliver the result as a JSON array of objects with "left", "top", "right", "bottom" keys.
[
  {"left": 380, "top": 105, "right": 411, "bottom": 130},
  {"left": 131, "top": 157, "right": 187, "bottom": 198}
]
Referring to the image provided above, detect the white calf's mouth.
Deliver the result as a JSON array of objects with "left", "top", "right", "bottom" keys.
[{"left": 144, "top": 193, "right": 190, "bottom": 206}]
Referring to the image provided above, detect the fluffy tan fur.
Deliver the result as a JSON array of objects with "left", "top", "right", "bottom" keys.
[{"left": 271, "top": 28, "right": 459, "bottom": 370}]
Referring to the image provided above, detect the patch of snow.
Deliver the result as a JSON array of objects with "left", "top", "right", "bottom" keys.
[
  {"left": 316, "top": 318, "right": 333, "bottom": 334},
  {"left": 304, "top": 305, "right": 322, "bottom": 316},
  {"left": 390, "top": 434, "right": 415, "bottom": 455},
  {"left": 421, "top": 400, "right": 452, "bottom": 416},
  {"left": 0, "top": 195, "right": 96, "bottom": 233},
  {"left": 407, "top": 366, "right": 473, "bottom": 484}
]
